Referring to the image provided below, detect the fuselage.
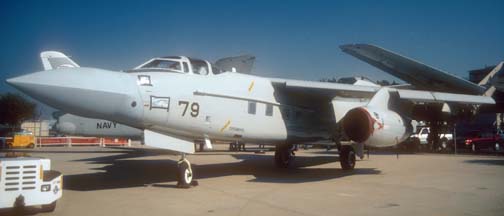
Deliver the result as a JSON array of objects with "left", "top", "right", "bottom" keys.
[
  {"left": 54, "top": 113, "right": 143, "bottom": 138},
  {"left": 6, "top": 55, "right": 335, "bottom": 145},
  {"left": 134, "top": 71, "right": 333, "bottom": 144}
]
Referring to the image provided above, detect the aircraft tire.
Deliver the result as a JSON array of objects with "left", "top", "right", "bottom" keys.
[
  {"left": 274, "top": 144, "right": 294, "bottom": 168},
  {"left": 339, "top": 145, "right": 356, "bottom": 170},
  {"left": 177, "top": 161, "right": 193, "bottom": 188}
]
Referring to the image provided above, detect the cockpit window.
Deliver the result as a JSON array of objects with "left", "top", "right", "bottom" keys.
[
  {"left": 141, "top": 59, "right": 182, "bottom": 72},
  {"left": 212, "top": 66, "right": 224, "bottom": 74},
  {"left": 190, "top": 58, "right": 209, "bottom": 75},
  {"left": 183, "top": 62, "right": 189, "bottom": 73}
]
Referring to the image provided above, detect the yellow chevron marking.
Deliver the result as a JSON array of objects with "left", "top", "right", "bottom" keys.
[
  {"left": 220, "top": 120, "right": 231, "bottom": 132},
  {"left": 248, "top": 81, "right": 255, "bottom": 92}
]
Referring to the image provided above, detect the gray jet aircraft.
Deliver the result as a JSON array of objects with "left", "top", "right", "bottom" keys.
[
  {"left": 52, "top": 111, "right": 143, "bottom": 139},
  {"left": 7, "top": 44, "right": 499, "bottom": 187},
  {"left": 42, "top": 51, "right": 255, "bottom": 142}
]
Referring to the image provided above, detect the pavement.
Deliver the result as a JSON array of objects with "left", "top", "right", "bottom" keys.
[{"left": 1, "top": 145, "right": 504, "bottom": 216}]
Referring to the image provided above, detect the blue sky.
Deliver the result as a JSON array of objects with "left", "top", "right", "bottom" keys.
[{"left": 1, "top": 0, "right": 503, "bottom": 118}]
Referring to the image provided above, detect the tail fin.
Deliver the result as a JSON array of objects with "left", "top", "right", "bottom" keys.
[
  {"left": 479, "top": 62, "right": 504, "bottom": 97},
  {"left": 40, "top": 51, "right": 80, "bottom": 70}
]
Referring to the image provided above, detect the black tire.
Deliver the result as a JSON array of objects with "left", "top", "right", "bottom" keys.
[
  {"left": 177, "top": 161, "right": 193, "bottom": 188},
  {"left": 7, "top": 144, "right": 13, "bottom": 149},
  {"left": 28, "top": 143, "right": 35, "bottom": 149},
  {"left": 339, "top": 145, "right": 356, "bottom": 170},
  {"left": 41, "top": 201, "right": 57, "bottom": 212},
  {"left": 274, "top": 144, "right": 294, "bottom": 168}
]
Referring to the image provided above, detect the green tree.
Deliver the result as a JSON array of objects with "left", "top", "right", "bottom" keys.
[{"left": 0, "top": 93, "right": 37, "bottom": 129}]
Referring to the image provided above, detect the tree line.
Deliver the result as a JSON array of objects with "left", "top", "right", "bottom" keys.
[{"left": 0, "top": 93, "right": 36, "bottom": 134}]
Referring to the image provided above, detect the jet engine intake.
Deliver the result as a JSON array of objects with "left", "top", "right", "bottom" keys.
[{"left": 342, "top": 107, "right": 410, "bottom": 147}]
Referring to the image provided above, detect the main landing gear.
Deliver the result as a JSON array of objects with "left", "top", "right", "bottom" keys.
[
  {"left": 177, "top": 154, "right": 198, "bottom": 188},
  {"left": 339, "top": 145, "right": 356, "bottom": 170},
  {"left": 274, "top": 144, "right": 295, "bottom": 168}
]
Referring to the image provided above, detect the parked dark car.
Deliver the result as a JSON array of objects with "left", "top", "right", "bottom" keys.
[{"left": 464, "top": 130, "right": 504, "bottom": 152}]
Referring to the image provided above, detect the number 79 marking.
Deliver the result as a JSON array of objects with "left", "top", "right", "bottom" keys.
[{"left": 178, "top": 101, "right": 199, "bottom": 117}]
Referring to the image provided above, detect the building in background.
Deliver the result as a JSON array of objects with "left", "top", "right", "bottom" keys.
[
  {"left": 462, "top": 65, "right": 504, "bottom": 133},
  {"left": 21, "top": 120, "right": 53, "bottom": 137}
]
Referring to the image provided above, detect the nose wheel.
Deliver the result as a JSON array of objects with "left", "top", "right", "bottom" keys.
[{"left": 177, "top": 155, "right": 197, "bottom": 188}]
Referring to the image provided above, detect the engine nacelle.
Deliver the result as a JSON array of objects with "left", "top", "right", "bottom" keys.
[{"left": 342, "top": 107, "right": 411, "bottom": 147}]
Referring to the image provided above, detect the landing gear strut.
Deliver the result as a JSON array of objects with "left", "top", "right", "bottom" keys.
[
  {"left": 274, "top": 144, "right": 295, "bottom": 168},
  {"left": 177, "top": 154, "right": 197, "bottom": 188},
  {"left": 339, "top": 145, "right": 356, "bottom": 170}
]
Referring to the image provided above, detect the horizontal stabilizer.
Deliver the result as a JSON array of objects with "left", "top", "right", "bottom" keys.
[{"left": 144, "top": 130, "right": 195, "bottom": 154}]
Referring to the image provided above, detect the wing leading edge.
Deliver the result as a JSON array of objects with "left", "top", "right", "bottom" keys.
[
  {"left": 270, "top": 78, "right": 494, "bottom": 105},
  {"left": 340, "top": 44, "right": 486, "bottom": 95}
]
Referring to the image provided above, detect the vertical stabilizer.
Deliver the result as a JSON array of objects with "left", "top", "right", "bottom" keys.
[{"left": 40, "top": 51, "right": 80, "bottom": 70}]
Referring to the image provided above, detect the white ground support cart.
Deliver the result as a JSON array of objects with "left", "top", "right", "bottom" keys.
[{"left": 0, "top": 155, "right": 63, "bottom": 212}]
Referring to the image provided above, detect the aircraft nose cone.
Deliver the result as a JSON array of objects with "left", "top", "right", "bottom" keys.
[
  {"left": 6, "top": 68, "right": 144, "bottom": 127},
  {"left": 6, "top": 77, "right": 16, "bottom": 85},
  {"left": 5, "top": 76, "right": 31, "bottom": 88}
]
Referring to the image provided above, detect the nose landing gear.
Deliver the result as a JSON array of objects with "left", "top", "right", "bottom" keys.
[{"left": 177, "top": 154, "right": 198, "bottom": 188}]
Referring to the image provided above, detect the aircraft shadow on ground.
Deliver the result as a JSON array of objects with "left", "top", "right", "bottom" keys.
[
  {"left": 64, "top": 149, "right": 381, "bottom": 191},
  {"left": 464, "top": 159, "right": 504, "bottom": 166}
]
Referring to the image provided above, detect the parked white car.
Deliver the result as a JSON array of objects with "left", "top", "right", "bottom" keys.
[
  {"left": 409, "top": 127, "right": 453, "bottom": 150},
  {"left": 0, "top": 155, "right": 63, "bottom": 212}
]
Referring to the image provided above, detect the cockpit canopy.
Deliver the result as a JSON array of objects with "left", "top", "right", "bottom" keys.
[
  {"left": 128, "top": 56, "right": 223, "bottom": 75},
  {"left": 142, "top": 59, "right": 183, "bottom": 72}
]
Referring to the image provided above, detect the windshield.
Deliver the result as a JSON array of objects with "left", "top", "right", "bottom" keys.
[{"left": 141, "top": 59, "right": 183, "bottom": 72}]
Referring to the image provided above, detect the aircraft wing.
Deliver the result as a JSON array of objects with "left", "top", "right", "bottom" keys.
[
  {"left": 394, "top": 89, "right": 494, "bottom": 104},
  {"left": 270, "top": 78, "right": 378, "bottom": 99},
  {"left": 270, "top": 78, "right": 494, "bottom": 106},
  {"left": 340, "top": 44, "right": 486, "bottom": 95}
]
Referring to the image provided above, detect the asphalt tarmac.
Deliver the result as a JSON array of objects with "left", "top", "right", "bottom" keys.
[{"left": 2, "top": 145, "right": 504, "bottom": 216}]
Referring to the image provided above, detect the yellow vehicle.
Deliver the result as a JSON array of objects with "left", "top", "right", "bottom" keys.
[{"left": 5, "top": 131, "right": 35, "bottom": 148}]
